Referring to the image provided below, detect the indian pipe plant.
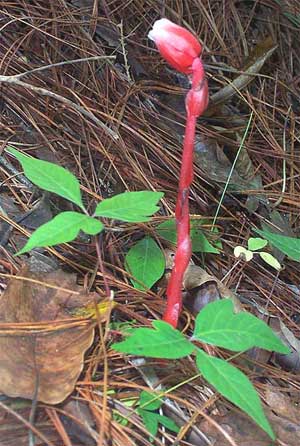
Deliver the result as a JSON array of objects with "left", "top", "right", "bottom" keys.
[
  {"left": 114, "top": 19, "right": 290, "bottom": 441},
  {"left": 148, "top": 19, "right": 209, "bottom": 327}
]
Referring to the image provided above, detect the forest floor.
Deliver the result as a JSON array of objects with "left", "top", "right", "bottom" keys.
[{"left": 0, "top": 1, "right": 300, "bottom": 445}]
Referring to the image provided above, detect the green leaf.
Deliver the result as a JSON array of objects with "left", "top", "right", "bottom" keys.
[
  {"left": 113, "top": 411, "right": 129, "bottom": 427},
  {"left": 234, "top": 246, "right": 253, "bottom": 261},
  {"left": 259, "top": 252, "right": 281, "bottom": 271},
  {"left": 112, "top": 320, "right": 194, "bottom": 359},
  {"left": 193, "top": 299, "right": 289, "bottom": 354},
  {"left": 156, "top": 414, "right": 180, "bottom": 433},
  {"left": 138, "top": 409, "right": 159, "bottom": 436},
  {"left": 17, "top": 212, "right": 104, "bottom": 254},
  {"left": 138, "top": 391, "right": 180, "bottom": 436},
  {"left": 248, "top": 237, "right": 268, "bottom": 251},
  {"left": 94, "top": 191, "right": 163, "bottom": 222},
  {"left": 255, "top": 229, "right": 300, "bottom": 261},
  {"left": 139, "top": 391, "right": 162, "bottom": 411},
  {"left": 6, "top": 147, "right": 84, "bottom": 209},
  {"left": 196, "top": 349, "right": 275, "bottom": 439},
  {"left": 125, "top": 237, "right": 165, "bottom": 290},
  {"left": 156, "top": 219, "right": 177, "bottom": 244},
  {"left": 156, "top": 219, "right": 219, "bottom": 253},
  {"left": 138, "top": 410, "right": 180, "bottom": 436}
]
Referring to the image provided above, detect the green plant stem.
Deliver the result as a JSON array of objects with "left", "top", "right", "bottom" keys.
[{"left": 95, "top": 234, "right": 110, "bottom": 298}]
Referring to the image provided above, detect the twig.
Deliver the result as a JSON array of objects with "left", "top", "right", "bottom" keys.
[
  {"left": 9, "top": 55, "right": 115, "bottom": 80},
  {"left": 94, "top": 234, "right": 111, "bottom": 299},
  {"left": 0, "top": 75, "right": 118, "bottom": 140},
  {"left": 0, "top": 154, "right": 35, "bottom": 190},
  {"left": 272, "top": 105, "right": 292, "bottom": 209}
]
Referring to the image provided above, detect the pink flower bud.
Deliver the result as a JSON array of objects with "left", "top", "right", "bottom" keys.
[{"left": 148, "top": 18, "right": 202, "bottom": 74}]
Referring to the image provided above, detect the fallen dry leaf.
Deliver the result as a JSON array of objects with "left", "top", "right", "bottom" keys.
[
  {"left": 0, "top": 266, "right": 109, "bottom": 404},
  {"left": 210, "top": 36, "right": 277, "bottom": 106},
  {"left": 163, "top": 249, "right": 243, "bottom": 314},
  {"left": 269, "top": 317, "right": 300, "bottom": 372},
  {"left": 189, "top": 406, "right": 300, "bottom": 446},
  {"left": 193, "top": 134, "right": 264, "bottom": 213},
  {"left": 59, "top": 399, "right": 97, "bottom": 445},
  {"left": 265, "top": 387, "right": 299, "bottom": 424},
  {"left": 183, "top": 264, "right": 243, "bottom": 314}
]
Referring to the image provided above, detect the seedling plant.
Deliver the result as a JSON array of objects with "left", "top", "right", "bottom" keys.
[{"left": 234, "top": 237, "right": 282, "bottom": 271}]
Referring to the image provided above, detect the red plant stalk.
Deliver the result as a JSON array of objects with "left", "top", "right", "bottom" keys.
[{"left": 148, "top": 19, "right": 209, "bottom": 327}]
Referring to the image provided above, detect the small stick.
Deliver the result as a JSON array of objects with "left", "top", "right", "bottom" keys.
[{"left": 0, "top": 75, "right": 118, "bottom": 140}]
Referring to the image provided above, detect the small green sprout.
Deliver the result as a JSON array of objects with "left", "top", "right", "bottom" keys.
[{"left": 234, "top": 237, "right": 281, "bottom": 271}]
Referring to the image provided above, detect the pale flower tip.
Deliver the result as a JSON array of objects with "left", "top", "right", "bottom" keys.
[
  {"left": 148, "top": 29, "right": 154, "bottom": 41},
  {"left": 152, "top": 18, "right": 172, "bottom": 29},
  {"left": 148, "top": 18, "right": 170, "bottom": 42}
]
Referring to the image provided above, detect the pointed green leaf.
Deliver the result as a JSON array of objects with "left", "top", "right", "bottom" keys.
[
  {"left": 138, "top": 409, "right": 180, "bottom": 436},
  {"left": 17, "top": 212, "right": 104, "bottom": 254},
  {"left": 196, "top": 349, "right": 275, "bottom": 439},
  {"left": 112, "top": 320, "right": 194, "bottom": 359},
  {"left": 248, "top": 237, "right": 268, "bottom": 251},
  {"left": 139, "top": 391, "right": 162, "bottom": 411},
  {"left": 94, "top": 191, "right": 163, "bottom": 222},
  {"left": 156, "top": 219, "right": 219, "bottom": 253},
  {"left": 193, "top": 299, "right": 289, "bottom": 354},
  {"left": 138, "top": 391, "right": 179, "bottom": 433},
  {"left": 192, "top": 230, "right": 219, "bottom": 253},
  {"left": 259, "top": 252, "right": 281, "bottom": 271},
  {"left": 6, "top": 147, "right": 84, "bottom": 209},
  {"left": 255, "top": 229, "right": 300, "bottom": 261},
  {"left": 156, "top": 219, "right": 177, "bottom": 245},
  {"left": 138, "top": 409, "right": 159, "bottom": 436},
  {"left": 156, "top": 414, "right": 180, "bottom": 433},
  {"left": 125, "top": 237, "right": 165, "bottom": 290}
]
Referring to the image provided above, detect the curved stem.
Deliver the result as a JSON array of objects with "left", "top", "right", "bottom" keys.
[
  {"left": 163, "top": 58, "right": 207, "bottom": 328},
  {"left": 163, "top": 115, "right": 196, "bottom": 327}
]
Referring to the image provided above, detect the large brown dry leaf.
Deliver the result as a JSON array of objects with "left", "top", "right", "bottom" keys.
[{"left": 0, "top": 266, "right": 99, "bottom": 404}]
